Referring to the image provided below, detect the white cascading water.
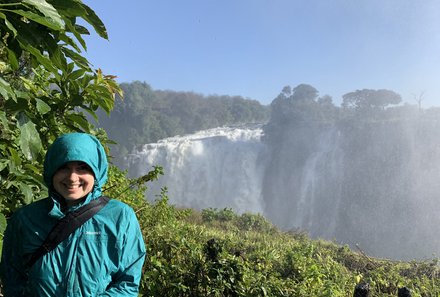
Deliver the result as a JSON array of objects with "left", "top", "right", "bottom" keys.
[
  {"left": 127, "top": 125, "right": 267, "bottom": 214},
  {"left": 293, "top": 128, "right": 343, "bottom": 239}
]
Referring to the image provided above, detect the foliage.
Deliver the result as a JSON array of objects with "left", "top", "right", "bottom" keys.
[
  {"left": 129, "top": 194, "right": 440, "bottom": 296},
  {"left": 0, "top": 0, "right": 122, "bottom": 223},
  {"left": 201, "top": 207, "right": 277, "bottom": 234},
  {"left": 342, "top": 89, "right": 402, "bottom": 110},
  {"left": 263, "top": 84, "right": 339, "bottom": 143},
  {"left": 103, "top": 165, "right": 163, "bottom": 208}
]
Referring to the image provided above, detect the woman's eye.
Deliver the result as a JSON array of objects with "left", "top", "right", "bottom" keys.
[
  {"left": 58, "top": 165, "right": 68, "bottom": 171},
  {"left": 78, "top": 165, "right": 91, "bottom": 172}
]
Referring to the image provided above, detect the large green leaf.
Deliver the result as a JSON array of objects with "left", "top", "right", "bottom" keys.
[
  {"left": 23, "top": 0, "right": 64, "bottom": 30},
  {"left": 80, "top": 3, "right": 108, "bottom": 39},
  {"left": 18, "top": 182, "right": 34, "bottom": 204},
  {"left": 65, "top": 113, "right": 92, "bottom": 132},
  {"left": 35, "top": 99, "right": 51, "bottom": 114},
  {"left": 50, "top": 0, "right": 87, "bottom": 17},
  {"left": 7, "top": 9, "right": 63, "bottom": 31},
  {"left": 18, "top": 116, "right": 43, "bottom": 160},
  {"left": 0, "top": 78, "right": 16, "bottom": 101}
]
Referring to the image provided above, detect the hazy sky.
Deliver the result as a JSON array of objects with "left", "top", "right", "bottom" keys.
[{"left": 82, "top": 0, "right": 440, "bottom": 106}]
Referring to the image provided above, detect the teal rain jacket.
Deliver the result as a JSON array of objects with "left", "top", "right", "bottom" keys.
[{"left": 0, "top": 133, "right": 146, "bottom": 296}]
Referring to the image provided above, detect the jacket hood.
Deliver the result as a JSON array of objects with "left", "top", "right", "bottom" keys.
[{"left": 44, "top": 133, "right": 108, "bottom": 202}]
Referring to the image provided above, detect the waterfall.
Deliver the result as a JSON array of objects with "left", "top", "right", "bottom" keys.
[
  {"left": 126, "top": 122, "right": 440, "bottom": 260},
  {"left": 292, "top": 128, "right": 343, "bottom": 239},
  {"left": 127, "top": 125, "right": 267, "bottom": 214}
]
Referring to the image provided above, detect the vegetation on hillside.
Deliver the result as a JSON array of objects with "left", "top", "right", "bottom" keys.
[
  {"left": 95, "top": 81, "right": 270, "bottom": 165},
  {"left": 109, "top": 170, "right": 440, "bottom": 297}
]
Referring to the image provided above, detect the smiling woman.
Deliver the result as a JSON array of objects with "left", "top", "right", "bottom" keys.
[
  {"left": 52, "top": 162, "right": 95, "bottom": 206},
  {"left": 0, "top": 133, "right": 146, "bottom": 297}
]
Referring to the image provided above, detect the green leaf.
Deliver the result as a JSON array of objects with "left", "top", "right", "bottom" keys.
[
  {"left": 0, "top": 159, "right": 8, "bottom": 172},
  {"left": 50, "top": 46, "right": 67, "bottom": 71},
  {"left": 0, "top": 78, "right": 17, "bottom": 102},
  {"left": 7, "top": 147, "right": 21, "bottom": 174},
  {"left": 7, "top": 9, "right": 63, "bottom": 31},
  {"left": 6, "top": 48, "right": 19, "bottom": 70},
  {"left": 18, "top": 182, "right": 33, "bottom": 204},
  {"left": 18, "top": 116, "right": 43, "bottom": 160},
  {"left": 65, "top": 113, "right": 91, "bottom": 132},
  {"left": 0, "top": 213, "right": 6, "bottom": 235},
  {"left": 35, "top": 99, "right": 51, "bottom": 114},
  {"left": 0, "top": 12, "right": 18, "bottom": 36},
  {"left": 67, "top": 69, "right": 86, "bottom": 81},
  {"left": 23, "top": 163, "right": 40, "bottom": 173},
  {"left": 62, "top": 47, "right": 90, "bottom": 70},
  {"left": 50, "top": 0, "right": 87, "bottom": 17},
  {"left": 59, "top": 25, "right": 82, "bottom": 51},
  {"left": 63, "top": 19, "right": 87, "bottom": 50},
  {"left": 22, "top": 0, "right": 64, "bottom": 30},
  {"left": 17, "top": 39, "right": 58, "bottom": 74},
  {"left": 15, "top": 90, "right": 31, "bottom": 100},
  {"left": 74, "top": 24, "right": 90, "bottom": 35},
  {"left": 80, "top": 105, "right": 99, "bottom": 121},
  {"left": 80, "top": 3, "right": 108, "bottom": 39}
]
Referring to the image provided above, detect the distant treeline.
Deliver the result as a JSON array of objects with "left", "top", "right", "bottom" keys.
[
  {"left": 96, "top": 81, "right": 269, "bottom": 163},
  {"left": 264, "top": 83, "right": 440, "bottom": 143}
]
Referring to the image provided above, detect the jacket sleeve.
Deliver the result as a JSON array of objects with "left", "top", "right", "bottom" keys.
[
  {"left": 0, "top": 214, "right": 28, "bottom": 297},
  {"left": 98, "top": 207, "right": 146, "bottom": 297}
]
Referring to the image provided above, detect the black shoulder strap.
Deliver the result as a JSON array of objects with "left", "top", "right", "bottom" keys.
[{"left": 25, "top": 196, "right": 110, "bottom": 269}]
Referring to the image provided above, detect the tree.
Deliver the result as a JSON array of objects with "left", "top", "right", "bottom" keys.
[
  {"left": 270, "top": 84, "right": 320, "bottom": 125},
  {"left": 342, "top": 89, "right": 401, "bottom": 110},
  {"left": 0, "top": 0, "right": 122, "bottom": 222},
  {"left": 412, "top": 91, "right": 425, "bottom": 112}
]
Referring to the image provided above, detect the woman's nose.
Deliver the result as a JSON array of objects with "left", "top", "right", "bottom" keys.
[{"left": 67, "top": 170, "right": 80, "bottom": 180}]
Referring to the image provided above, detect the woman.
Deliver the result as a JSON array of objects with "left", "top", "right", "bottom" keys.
[{"left": 0, "top": 133, "right": 146, "bottom": 296}]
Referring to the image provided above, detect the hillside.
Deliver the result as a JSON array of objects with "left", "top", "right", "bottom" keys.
[
  {"left": 126, "top": 191, "right": 439, "bottom": 296},
  {"left": 105, "top": 167, "right": 440, "bottom": 297}
]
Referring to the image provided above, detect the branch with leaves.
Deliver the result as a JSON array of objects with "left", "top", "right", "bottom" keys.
[{"left": 0, "top": 0, "right": 122, "bottom": 229}]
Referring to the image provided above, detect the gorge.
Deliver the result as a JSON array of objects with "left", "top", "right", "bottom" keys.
[{"left": 127, "top": 116, "right": 440, "bottom": 260}]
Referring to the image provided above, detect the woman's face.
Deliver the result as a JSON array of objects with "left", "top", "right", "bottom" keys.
[{"left": 52, "top": 161, "right": 95, "bottom": 206}]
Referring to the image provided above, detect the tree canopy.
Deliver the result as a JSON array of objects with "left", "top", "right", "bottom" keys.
[
  {"left": 0, "top": 0, "right": 121, "bottom": 221},
  {"left": 342, "top": 89, "right": 402, "bottom": 110}
]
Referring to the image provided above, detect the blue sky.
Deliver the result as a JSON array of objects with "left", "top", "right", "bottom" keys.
[{"left": 82, "top": 0, "right": 440, "bottom": 107}]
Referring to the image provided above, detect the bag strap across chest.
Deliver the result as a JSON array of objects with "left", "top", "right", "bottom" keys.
[{"left": 25, "top": 196, "right": 110, "bottom": 269}]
